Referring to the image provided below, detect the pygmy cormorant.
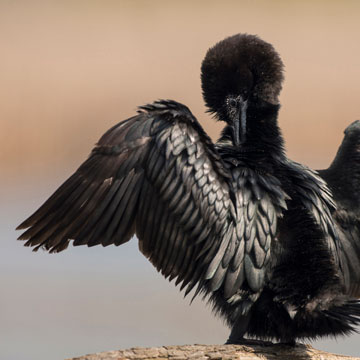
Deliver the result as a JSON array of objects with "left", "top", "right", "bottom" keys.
[{"left": 17, "top": 34, "right": 360, "bottom": 345}]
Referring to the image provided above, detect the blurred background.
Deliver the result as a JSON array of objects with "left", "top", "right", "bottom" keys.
[{"left": 1, "top": 1, "right": 360, "bottom": 359}]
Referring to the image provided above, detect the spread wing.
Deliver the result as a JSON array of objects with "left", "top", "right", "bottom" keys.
[
  {"left": 318, "top": 120, "right": 360, "bottom": 215},
  {"left": 17, "top": 100, "right": 248, "bottom": 299},
  {"left": 318, "top": 120, "right": 360, "bottom": 297}
]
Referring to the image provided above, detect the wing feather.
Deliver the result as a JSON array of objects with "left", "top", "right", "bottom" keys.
[
  {"left": 17, "top": 99, "right": 278, "bottom": 304},
  {"left": 318, "top": 121, "right": 360, "bottom": 296}
]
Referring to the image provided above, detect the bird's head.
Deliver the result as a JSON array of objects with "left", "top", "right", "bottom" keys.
[{"left": 201, "top": 34, "right": 284, "bottom": 147}]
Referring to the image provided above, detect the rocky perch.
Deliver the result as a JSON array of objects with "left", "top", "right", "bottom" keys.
[{"left": 67, "top": 344, "right": 360, "bottom": 360}]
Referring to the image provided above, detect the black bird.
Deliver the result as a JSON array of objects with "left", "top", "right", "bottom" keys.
[{"left": 17, "top": 34, "right": 360, "bottom": 345}]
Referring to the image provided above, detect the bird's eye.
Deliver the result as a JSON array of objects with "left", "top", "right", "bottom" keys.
[{"left": 229, "top": 99, "right": 237, "bottom": 107}]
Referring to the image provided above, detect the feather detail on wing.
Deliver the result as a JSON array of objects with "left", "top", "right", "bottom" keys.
[
  {"left": 210, "top": 148, "right": 289, "bottom": 301},
  {"left": 17, "top": 100, "right": 262, "bottom": 301}
]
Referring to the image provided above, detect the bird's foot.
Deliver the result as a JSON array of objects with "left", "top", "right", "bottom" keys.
[
  {"left": 225, "top": 337, "right": 274, "bottom": 346},
  {"left": 277, "top": 339, "right": 297, "bottom": 347}
]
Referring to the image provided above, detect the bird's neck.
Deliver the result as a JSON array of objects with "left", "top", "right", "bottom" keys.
[{"left": 217, "top": 120, "right": 285, "bottom": 172}]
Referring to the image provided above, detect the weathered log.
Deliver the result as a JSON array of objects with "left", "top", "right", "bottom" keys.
[{"left": 67, "top": 344, "right": 360, "bottom": 360}]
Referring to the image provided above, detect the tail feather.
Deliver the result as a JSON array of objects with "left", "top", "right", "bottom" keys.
[
  {"left": 298, "top": 299, "right": 360, "bottom": 339},
  {"left": 249, "top": 298, "right": 360, "bottom": 341}
]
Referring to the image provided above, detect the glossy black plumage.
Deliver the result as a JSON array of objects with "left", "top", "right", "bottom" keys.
[
  {"left": 17, "top": 34, "right": 360, "bottom": 344},
  {"left": 319, "top": 120, "right": 360, "bottom": 298}
]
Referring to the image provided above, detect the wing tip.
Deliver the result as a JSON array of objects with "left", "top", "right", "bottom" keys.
[
  {"left": 16, "top": 220, "right": 30, "bottom": 231},
  {"left": 344, "top": 120, "right": 360, "bottom": 135},
  {"left": 17, "top": 234, "right": 27, "bottom": 241}
]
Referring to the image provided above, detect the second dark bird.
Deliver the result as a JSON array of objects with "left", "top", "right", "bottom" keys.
[{"left": 17, "top": 34, "right": 360, "bottom": 345}]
